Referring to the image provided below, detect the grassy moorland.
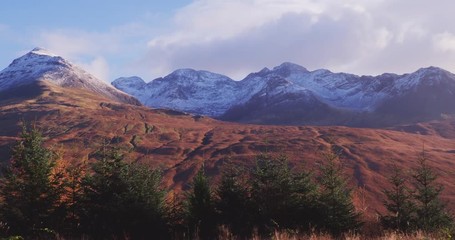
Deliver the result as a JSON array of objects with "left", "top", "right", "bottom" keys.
[
  {"left": 0, "top": 124, "right": 452, "bottom": 239},
  {"left": 0, "top": 83, "right": 454, "bottom": 239}
]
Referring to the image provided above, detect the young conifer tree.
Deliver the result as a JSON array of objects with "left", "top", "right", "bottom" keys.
[
  {"left": 412, "top": 150, "right": 453, "bottom": 232},
  {"left": 60, "top": 160, "right": 88, "bottom": 236},
  {"left": 246, "top": 153, "right": 322, "bottom": 234},
  {"left": 186, "top": 165, "right": 217, "bottom": 240},
  {"left": 81, "top": 142, "right": 167, "bottom": 238},
  {"left": 317, "top": 150, "right": 362, "bottom": 236},
  {"left": 381, "top": 165, "right": 415, "bottom": 232},
  {"left": 215, "top": 161, "right": 254, "bottom": 238},
  {"left": 0, "top": 124, "right": 64, "bottom": 236},
  {"left": 250, "top": 154, "right": 299, "bottom": 233},
  {"left": 292, "top": 166, "right": 320, "bottom": 231}
]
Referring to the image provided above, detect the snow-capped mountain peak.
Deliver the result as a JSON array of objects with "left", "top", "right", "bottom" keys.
[
  {"left": 0, "top": 47, "right": 140, "bottom": 105},
  {"left": 170, "top": 68, "right": 199, "bottom": 77},
  {"left": 272, "top": 62, "right": 308, "bottom": 73},
  {"left": 392, "top": 66, "right": 455, "bottom": 91},
  {"left": 113, "top": 68, "right": 239, "bottom": 116},
  {"left": 414, "top": 66, "right": 452, "bottom": 81},
  {"left": 164, "top": 68, "right": 234, "bottom": 84},
  {"left": 112, "top": 76, "right": 146, "bottom": 88},
  {"left": 30, "top": 47, "right": 59, "bottom": 57}
]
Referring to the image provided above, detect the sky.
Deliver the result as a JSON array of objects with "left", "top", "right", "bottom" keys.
[{"left": 2, "top": 0, "right": 455, "bottom": 82}]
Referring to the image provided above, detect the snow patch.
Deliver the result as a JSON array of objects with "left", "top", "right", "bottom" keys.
[{"left": 31, "top": 47, "right": 59, "bottom": 57}]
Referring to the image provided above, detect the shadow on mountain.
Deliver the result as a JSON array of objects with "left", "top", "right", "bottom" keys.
[{"left": 0, "top": 82, "right": 45, "bottom": 104}]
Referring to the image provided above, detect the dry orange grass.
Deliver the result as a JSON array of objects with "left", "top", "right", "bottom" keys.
[{"left": 216, "top": 227, "right": 448, "bottom": 240}]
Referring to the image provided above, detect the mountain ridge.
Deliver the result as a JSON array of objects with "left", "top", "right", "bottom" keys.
[{"left": 113, "top": 63, "right": 455, "bottom": 127}]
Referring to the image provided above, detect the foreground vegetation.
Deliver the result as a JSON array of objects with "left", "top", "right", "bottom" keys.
[{"left": 0, "top": 125, "right": 453, "bottom": 239}]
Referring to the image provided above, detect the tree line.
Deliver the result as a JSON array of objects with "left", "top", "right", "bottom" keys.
[{"left": 0, "top": 125, "right": 452, "bottom": 239}]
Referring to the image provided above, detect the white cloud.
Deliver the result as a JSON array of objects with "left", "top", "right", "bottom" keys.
[
  {"left": 395, "top": 22, "right": 426, "bottom": 44},
  {"left": 36, "top": 30, "right": 118, "bottom": 58},
  {"left": 374, "top": 28, "right": 393, "bottom": 49},
  {"left": 33, "top": 22, "right": 158, "bottom": 81},
  {"left": 434, "top": 32, "right": 455, "bottom": 52},
  {"left": 139, "top": 0, "right": 455, "bottom": 79},
  {"left": 148, "top": 0, "right": 326, "bottom": 48},
  {"left": 78, "top": 56, "right": 110, "bottom": 81}
]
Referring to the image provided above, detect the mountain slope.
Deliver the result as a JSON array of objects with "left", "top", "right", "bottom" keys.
[
  {"left": 221, "top": 75, "right": 350, "bottom": 125},
  {"left": 114, "top": 63, "right": 455, "bottom": 126},
  {"left": 0, "top": 48, "right": 140, "bottom": 105},
  {"left": 374, "top": 67, "right": 455, "bottom": 124}
]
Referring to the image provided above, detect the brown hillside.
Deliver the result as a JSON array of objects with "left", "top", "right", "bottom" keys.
[{"left": 1, "top": 81, "right": 454, "bottom": 216}]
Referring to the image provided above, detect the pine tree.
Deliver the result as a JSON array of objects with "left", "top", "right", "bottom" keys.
[
  {"left": 0, "top": 124, "right": 64, "bottom": 236},
  {"left": 81, "top": 143, "right": 167, "bottom": 238},
  {"left": 60, "top": 160, "right": 88, "bottom": 236},
  {"left": 381, "top": 165, "right": 415, "bottom": 232},
  {"left": 412, "top": 150, "right": 452, "bottom": 232},
  {"left": 292, "top": 168, "right": 319, "bottom": 231},
  {"left": 250, "top": 154, "right": 299, "bottom": 233},
  {"left": 317, "top": 150, "right": 362, "bottom": 236},
  {"left": 119, "top": 163, "right": 167, "bottom": 239},
  {"left": 81, "top": 144, "right": 126, "bottom": 237},
  {"left": 165, "top": 192, "right": 187, "bottom": 240},
  {"left": 215, "top": 162, "right": 254, "bottom": 238},
  {"left": 186, "top": 165, "right": 217, "bottom": 240}
]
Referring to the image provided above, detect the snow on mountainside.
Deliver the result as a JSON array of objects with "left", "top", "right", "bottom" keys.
[
  {"left": 0, "top": 48, "right": 140, "bottom": 105},
  {"left": 114, "top": 62, "right": 455, "bottom": 117},
  {"left": 113, "top": 69, "right": 241, "bottom": 116}
]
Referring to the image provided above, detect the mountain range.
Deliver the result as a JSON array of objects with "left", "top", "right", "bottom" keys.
[
  {"left": 0, "top": 48, "right": 455, "bottom": 215},
  {"left": 113, "top": 63, "right": 455, "bottom": 127}
]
